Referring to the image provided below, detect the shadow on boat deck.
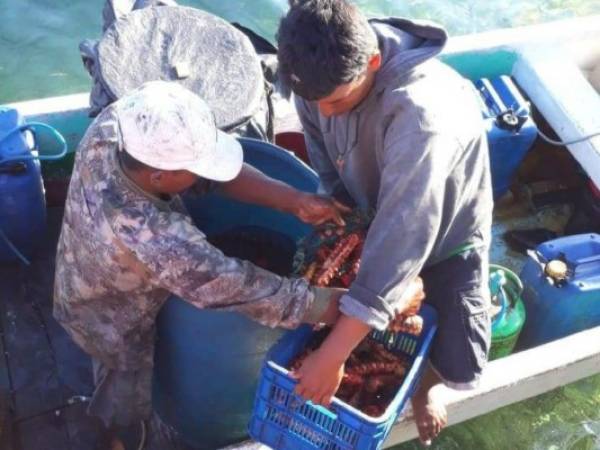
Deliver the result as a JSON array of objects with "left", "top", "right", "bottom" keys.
[
  {"left": 0, "top": 207, "right": 102, "bottom": 449},
  {"left": 0, "top": 208, "right": 189, "bottom": 450}
]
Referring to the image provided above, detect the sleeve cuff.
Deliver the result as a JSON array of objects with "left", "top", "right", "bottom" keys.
[
  {"left": 301, "top": 287, "right": 329, "bottom": 324},
  {"left": 339, "top": 293, "right": 389, "bottom": 331},
  {"left": 349, "top": 282, "right": 395, "bottom": 313}
]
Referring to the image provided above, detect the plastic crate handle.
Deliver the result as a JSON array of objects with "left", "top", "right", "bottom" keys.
[
  {"left": 268, "top": 362, "right": 340, "bottom": 420},
  {"left": 306, "top": 401, "right": 338, "bottom": 421}
]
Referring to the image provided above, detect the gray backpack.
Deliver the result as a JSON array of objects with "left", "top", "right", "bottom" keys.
[{"left": 80, "top": 0, "right": 274, "bottom": 140}]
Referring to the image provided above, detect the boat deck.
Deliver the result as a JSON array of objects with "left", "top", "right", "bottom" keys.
[
  {"left": 0, "top": 208, "right": 192, "bottom": 450},
  {"left": 0, "top": 208, "right": 102, "bottom": 449}
]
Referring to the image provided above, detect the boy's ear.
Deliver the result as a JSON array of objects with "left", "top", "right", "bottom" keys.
[{"left": 368, "top": 53, "right": 382, "bottom": 72}]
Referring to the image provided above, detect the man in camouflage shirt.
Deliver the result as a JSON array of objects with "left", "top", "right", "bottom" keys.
[{"left": 54, "top": 81, "right": 347, "bottom": 447}]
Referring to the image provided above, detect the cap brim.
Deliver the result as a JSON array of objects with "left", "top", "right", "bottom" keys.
[{"left": 186, "top": 130, "right": 243, "bottom": 182}]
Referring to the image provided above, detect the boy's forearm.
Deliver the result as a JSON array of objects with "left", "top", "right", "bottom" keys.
[
  {"left": 219, "top": 163, "right": 300, "bottom": 214},
  {"left": 319, "top": 314, "right": 372, "bottom": 363}
]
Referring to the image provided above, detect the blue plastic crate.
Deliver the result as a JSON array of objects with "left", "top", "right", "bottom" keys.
[{"left": 249, "top": 305, "right": 438, "bottom": 450}]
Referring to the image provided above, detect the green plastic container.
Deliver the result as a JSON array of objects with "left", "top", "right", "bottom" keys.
[{"left": 489, "top": 264, "right": 526, "bottom": 360}]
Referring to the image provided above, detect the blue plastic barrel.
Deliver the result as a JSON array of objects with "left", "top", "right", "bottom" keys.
[
  {"left": 518, "top": 233, "right": 600, "bottom": 349},
  {"left": 475, "top": 76, "right": 538, "bottom": 199},
  {"left": 153, "top": 138, "right": 319, "bottom": 449},
  {"left": 0, "top": 108, "right": 46, "bottom": 264}
]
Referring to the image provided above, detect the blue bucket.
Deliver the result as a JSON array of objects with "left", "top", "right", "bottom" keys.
[{"left": 153, "top": 138, "right": 319, "bottom": 448}]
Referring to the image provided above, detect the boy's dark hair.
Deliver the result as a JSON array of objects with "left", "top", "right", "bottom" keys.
[
  {"left": 277, "top": 0, "right": 379, "bottom": 101},
  {"left": 119, "top": 149, "right": 154, "bottom": 173}
]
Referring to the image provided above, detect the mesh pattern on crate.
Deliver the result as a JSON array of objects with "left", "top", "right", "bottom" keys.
[
  {"left": 251, "top": 306, "right": 437, "bottom": 450},
  {"left": 370, "top": 330, "right": 417, "bottom": 357},
  {"left": 266, "top": 384, "right": 359, "bottom": 449}
]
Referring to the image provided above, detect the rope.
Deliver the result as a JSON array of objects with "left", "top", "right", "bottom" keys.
[
  {"left": 537, "top": 128, "right": 600, "bottom": 147},
  {"left": 0, "top": 227, "right": 30, "bottom": 265},
  {"left": 137, "top": 420, "right": 147, "bottom": 450},
  {"left": 0, "top": 122, "right": 67, "bottom": 164},
  {"left": 510, "top": 103, "right": 600, "bottom": 147}
]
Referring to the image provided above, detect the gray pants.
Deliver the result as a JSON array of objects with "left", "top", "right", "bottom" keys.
[
  {"left": 422, "top": 246, "right": 491, "bottom": 390},
  {"left": 88, "top": 359, "right": 153, "bottom": 428}
]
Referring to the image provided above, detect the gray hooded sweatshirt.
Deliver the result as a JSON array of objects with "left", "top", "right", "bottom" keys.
[{"left": 295, "top": 18, "right": 493, "bottom": 330}]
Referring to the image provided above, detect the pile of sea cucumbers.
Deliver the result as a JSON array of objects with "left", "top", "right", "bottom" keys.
[{"left": 289, "top": 331, "right": 414, "bottom": 417}]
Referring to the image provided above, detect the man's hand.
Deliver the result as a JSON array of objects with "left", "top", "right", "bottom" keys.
[
  {"left": 219, "top": 165, "right": 351, "bottom": 226},
  {"left": 388, "top": 276, "right": 426, "bottom": 331},
  {"left": 218, "top": 164, "right": 347, "bottom": 224},
  {"left": 291, "top": 347, "right": 345, "bottom": 406},
  {"left": 293, "top": 193, "right": 351, "bottom": 226}
]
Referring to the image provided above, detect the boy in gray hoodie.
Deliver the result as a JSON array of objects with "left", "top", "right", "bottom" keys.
[{"left": 277, "top": 0, "right": 494, "bottom": 444}]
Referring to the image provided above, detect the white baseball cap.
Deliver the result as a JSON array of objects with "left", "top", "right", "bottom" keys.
[{"left": 114, "top": 80, "right": 243, "bottom": 182}]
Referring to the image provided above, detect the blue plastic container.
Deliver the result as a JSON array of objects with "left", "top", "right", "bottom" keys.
[
  {"left": 518, "top": 233, "right": 600, "bottom": 349},
  {"left": 249, "top": 305, "right": 438, "bottom": 450},
  {"left": 183, "top": 138, "right": 317, "bottom": 239},
  {"left": 0, "top": 107, "right": 46, "bottom": 264},
  {"left": 153, "top": 138, "right": 320, "bottom": 449},
  {"left": 474, "top": 75, "right": 538, "bottom": 199}
]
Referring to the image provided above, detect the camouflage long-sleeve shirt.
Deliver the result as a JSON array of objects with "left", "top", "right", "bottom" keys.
[{"left": 54, "top": 106, "right": 315, "bottom": 370}]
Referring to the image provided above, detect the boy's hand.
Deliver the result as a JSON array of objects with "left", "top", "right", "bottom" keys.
[
  {"left": 293, "top": 314, "right": 372, "bottom": 407},
  {"left": 388, "top": 277, "right": 425, "bottom": 332},
  {"left": 293, "top": 193, "right": 351, "bottom": 226},
  {"left": 291, "top": 347, "right": 345, "bottom": 406}
]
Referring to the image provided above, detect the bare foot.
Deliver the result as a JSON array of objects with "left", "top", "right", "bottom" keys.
[
  {"left": 411, "top": 368, "right": 448, "bottom": 446},
  {"left": 110, "top": 437, "right": 126, "bottom": 450},
  {"left": 103, "top": 421, "right": 147, "bottom": 450}
]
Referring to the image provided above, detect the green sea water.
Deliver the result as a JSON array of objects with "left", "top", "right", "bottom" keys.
[
  {"left": 1, "top": 0, "right": 599, "bottom": 103},
  {"left": 392, "top": 375, "right": 600, "bottom": 450},
  {"left": 1, "top": 1, "right": 600, "bottom": 449}
]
